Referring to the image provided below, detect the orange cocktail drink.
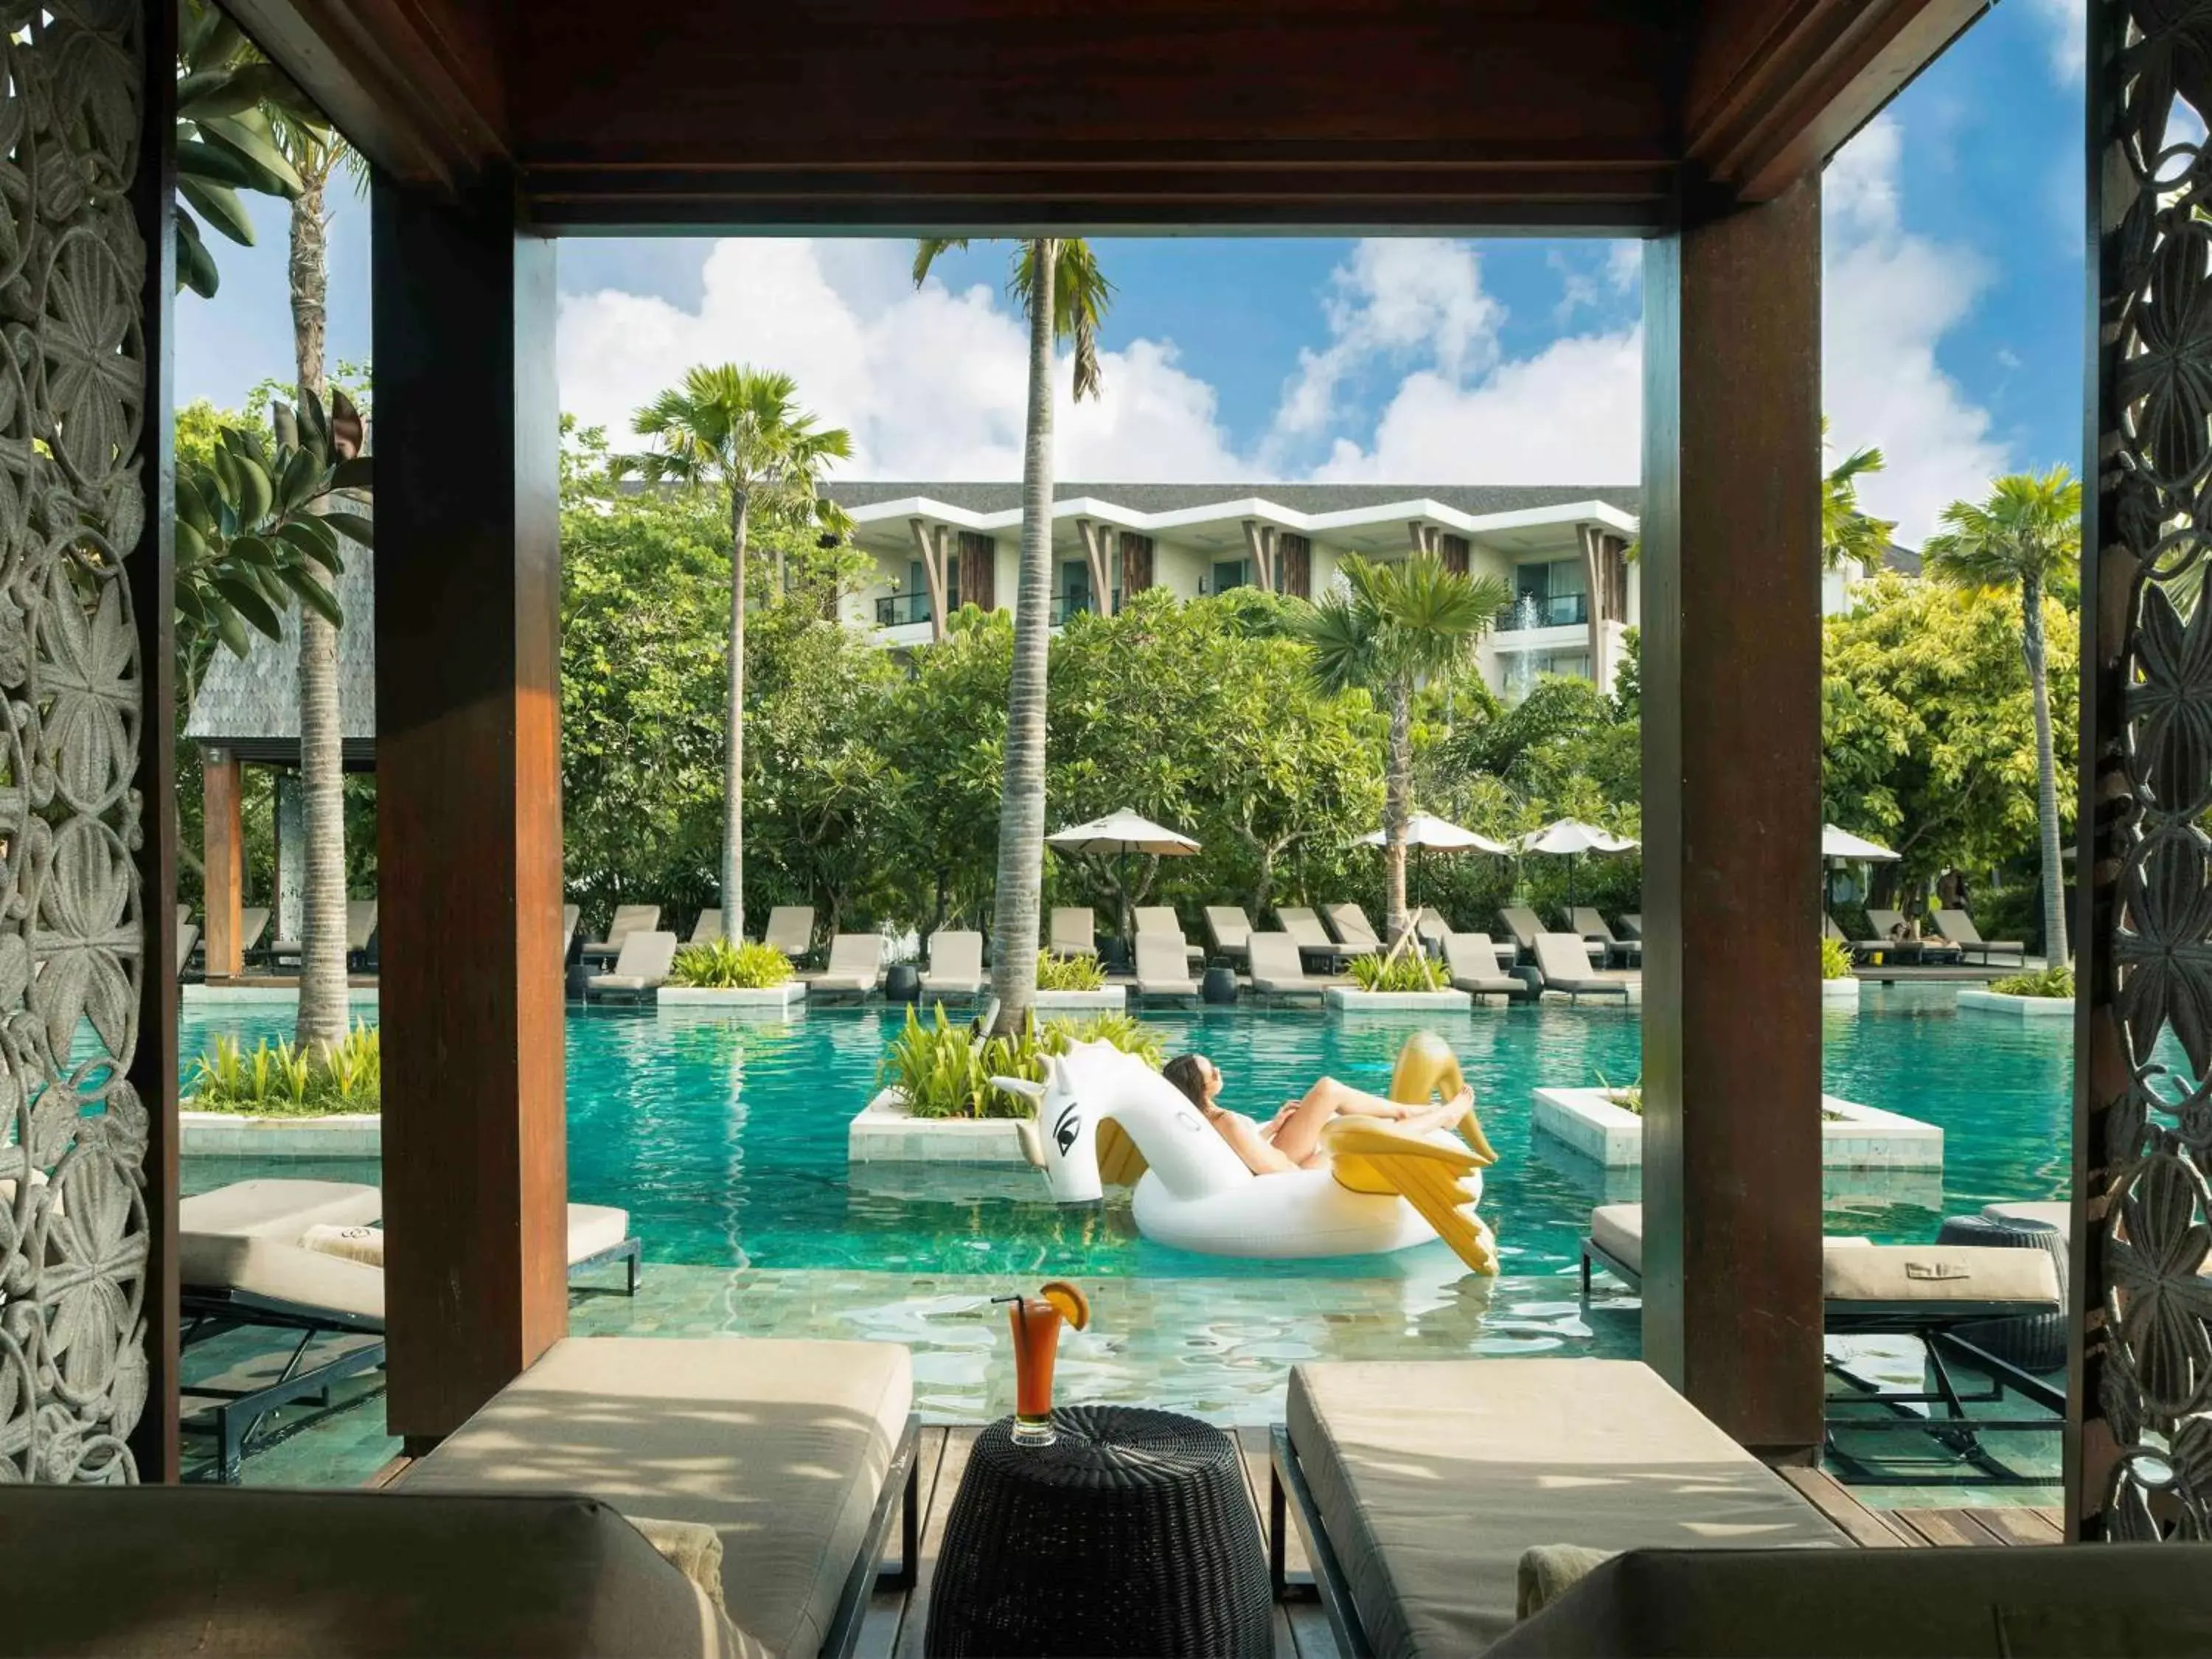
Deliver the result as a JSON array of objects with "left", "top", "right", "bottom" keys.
[{"left": 1007, "top": 1297, "right": 1063, "bottom": 1444}]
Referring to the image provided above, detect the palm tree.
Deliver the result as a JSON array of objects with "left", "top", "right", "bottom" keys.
[
  {"left": 1922, "top": 467, "right": 2081, "bottom": 964},
  {"left": 274, "top": 114, "right": 361, "bottom": 1060},
  {"left": 617, "top": 366, "right": 852, "bottom": 940},
  {"left": 912, "top": 239, "right": 1111, "bottom": 1033},
  {"left": 1293, "top": 552, "right": 1511, "bottom": 945},
  {"left": 1821, "top": 424, "right": 1896, "bottom": 573}
]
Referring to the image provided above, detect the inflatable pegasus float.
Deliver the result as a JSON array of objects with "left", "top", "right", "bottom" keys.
[{"left": 995, "top": 1032, "right": 1499, "bottom": 1275}]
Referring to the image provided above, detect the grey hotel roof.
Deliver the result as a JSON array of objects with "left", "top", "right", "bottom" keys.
[
  {"left": 184, "top": 538, "right": 377, "bottom": 765},
  {"left": 824, "top": 481, "right": 1644, "bottom": 518}
]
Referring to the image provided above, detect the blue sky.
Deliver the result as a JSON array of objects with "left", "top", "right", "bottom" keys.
[{"left": 174, "top": 0, "right": 2084, "bottom": 543}]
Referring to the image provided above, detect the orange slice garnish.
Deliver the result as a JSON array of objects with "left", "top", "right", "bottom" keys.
[{"left": 1039, "top": 1279, "right": 1090, "bottom": 1331}]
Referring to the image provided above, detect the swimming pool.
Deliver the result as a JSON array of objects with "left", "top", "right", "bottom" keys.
[{"left": 176, "top": 984, "right": 2070, "bottom": 1284}]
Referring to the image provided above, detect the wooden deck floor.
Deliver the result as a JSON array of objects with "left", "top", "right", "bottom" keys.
[
  {"left": 1778, "top": 1467, "right": 2065, "bottom": 1548},
  {"left": 855, "top": 1425, "right": 1338, "bottom": 1659}
]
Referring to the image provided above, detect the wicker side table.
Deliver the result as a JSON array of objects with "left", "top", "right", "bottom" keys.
[{"left": 926, "top": 1405, "right": 1272, "bottom": 1659}]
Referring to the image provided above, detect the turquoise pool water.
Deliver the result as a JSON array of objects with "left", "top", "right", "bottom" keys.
[{"left": 178, "top": 984, "right": 2070, "bottom": 1282}]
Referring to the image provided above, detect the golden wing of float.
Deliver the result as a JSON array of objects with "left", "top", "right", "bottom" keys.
[
  {"left": 1323, "top": 1119, "right": 1498, "bottom": 1276},
  {"left": 1096, "top": 1118, "right": 1151, "bottom": 1186}
]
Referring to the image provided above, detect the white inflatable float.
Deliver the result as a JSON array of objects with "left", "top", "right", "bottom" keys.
[{"left": 995, "top": 1032, "right": 1499, "bottom": 1274}]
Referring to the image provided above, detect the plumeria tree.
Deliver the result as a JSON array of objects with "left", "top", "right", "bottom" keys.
[
  {"left": 616, "top": 367, "right": 852, "bottom": 940},
  {"left": 1922, "top": 467, "right": 2081, "bottom": 962},
  {"left": 912, "top": 238, "right": 1112, "bottom": 1032}
]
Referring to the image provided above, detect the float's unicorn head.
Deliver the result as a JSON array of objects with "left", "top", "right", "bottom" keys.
[{"left": 993, "top": 1039, "right": 1242, "bottom": 1205}]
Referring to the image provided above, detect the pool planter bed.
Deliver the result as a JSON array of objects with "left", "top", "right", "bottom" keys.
[
  {"left": 183, "top": 983, "right": 380, "bottom": 1008},
  {"left": 1530, "top": 1087, "right": 1942, "bottom": 1171},
  {"left": 849, "top": 1088, "right": 1033, "bottom": 1165},
  {"left": 1324, "top": 987, "right": 1472, "bottom": 1013},
  {"left": 1820, "top": 977, "right": 1860, "bottom": 1002},
  {"left": 656, "top": 983, "right": 807, "bottom": 1009},
  {"left": 1957, "top": 988, "right": 2072, "bottom": 1019},
  {"left": 180, "top": 1109, "right": 381, "bottom": 1158},
  {"left": 1032, "top": 987, "right": 1126, "bottom": 1011}
]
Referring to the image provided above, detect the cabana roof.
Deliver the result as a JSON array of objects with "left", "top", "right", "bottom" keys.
[{"left": 184, "top": 542, "right": 377, "bottom": 768}]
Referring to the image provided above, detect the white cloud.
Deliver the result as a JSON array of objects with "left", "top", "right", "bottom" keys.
[
  {"left": 2026, "top": 0, "right": 2083, "bottom": 86},
  {"left": 1822, "top": 116, "right": 2008, "bottom": 542},
  {"left": 557, "top": 238, "right": 1243, "bottom": 481}
]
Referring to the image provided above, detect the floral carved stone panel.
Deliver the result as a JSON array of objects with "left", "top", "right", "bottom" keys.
[{"left": 0, "top": 1, "right": 152, "bottom": 1484}]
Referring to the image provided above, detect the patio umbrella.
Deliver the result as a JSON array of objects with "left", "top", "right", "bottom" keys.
[
  {"left": 1046, "top": 809, "right": 1200, "bottom": 945},
  {"left": 1359, "top": 813, "right": 1512, "bottom": 911},
  {"left": 1518, "top": 818, "right": 1638, "bottom": 914},
  {"left": 1821, "top": 823, "right": 1898, "bottom": 909}
]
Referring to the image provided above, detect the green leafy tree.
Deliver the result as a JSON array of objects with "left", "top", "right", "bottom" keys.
[
  {"left": 875, "top": 610, "right": 1014, "bottom": 934},
  {"left": 1921, "top": 467, "right": 2081, "bottom": 961},
  {"left": 1292, "top": 552, "right": 1510, "bottom": 944},
  {"left": 614, "top": 367, "right": 853, "bottom": 940},
  {"left": 175, "top": 0, "right": 320, "bottom": 296},
  {"left": 1821, "top": 423, "right": 1897, "bottom": 573},
  {"left": 913, "top": 237, "right": 1112, "bottom": 1032}
]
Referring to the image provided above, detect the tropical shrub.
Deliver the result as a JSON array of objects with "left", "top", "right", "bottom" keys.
[
  {"left": 1819, "top": 936, "right": 1854, "bottom": 981},
  {"left": 187, "top": 1022, "right": 380, "bottom": 1116},
  {"left": 883, "top": 1006, "right": 1164, "bottom": 1120},
  {"left": 1991, "top": 963, "right": 2073, "bottom": 998},
  {"left": 1035, "top": 950, "right": 1108, "bottom": 991},
  {"left": 669, "top": 938, "right": 793, "bottom": 989},
  {"left": 1348, "top": 950, "right": 1447, "bottom": 992}
]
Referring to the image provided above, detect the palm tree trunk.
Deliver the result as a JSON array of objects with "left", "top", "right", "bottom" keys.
[
  {"left": 1383, "top": 680, "right": 1413, "bottom": 945},
  {"left": 990, "top": 237, "right": 1057, "bottom": 1034},
  {"left": 2022, "top": 573, "right": 2068, "bottom": 963},
  {"left": 289, "top": 166, "right": 347, "bottom": 1058},
  {"left": 724, "top": 489, "right": 749, "bottom": 942}
]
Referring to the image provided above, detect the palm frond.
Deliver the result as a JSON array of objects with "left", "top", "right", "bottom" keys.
[
  {"left": 1923, "top": 466, "right": 2081, "bottom": 593},
  {"left": 912, "top": 237, "right": 970, "bottom": 285}
]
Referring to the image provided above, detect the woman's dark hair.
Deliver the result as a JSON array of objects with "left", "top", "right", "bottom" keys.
[{"left": 1163, "top": 1054, "right": 1211, "bottom": 1109}]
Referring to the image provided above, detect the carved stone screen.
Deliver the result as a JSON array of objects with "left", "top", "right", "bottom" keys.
[
  {"left": 2082, "top": 0, "right": 2212, "bottom": 1540},
  {"left": 0, "top": 1, "right": 153, "bottom": 1482}
]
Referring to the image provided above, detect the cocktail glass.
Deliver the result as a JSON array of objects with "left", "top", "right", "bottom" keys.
[{"left": 1006, "top": 1295, "right": 1063, "bottom": 1446}]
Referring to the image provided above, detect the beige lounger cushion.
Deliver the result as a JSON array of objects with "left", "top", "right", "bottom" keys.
[
  {"left": 1823, "top": 1245, "right": 2060, "bottom": 1307},
  {"left": 1590, "top": 1203, "right": 1868, "bottom": 1279},
  {"left": 178, "top": 1231, "right": 387, "bottom": 1322},
  {"left": 402, "top": 1335, "right": 912, "bottom": 1659},
  {"left": 1287, "top": 1359, "right": 1839, "bottom": 1657},
  {"left": 568, "top": 1203, "right": 632, "bottom": 1263},
  {"left": 0, "top": 1484, "right": 746, "bottom": 1658},
  {"left": 180, "top": 1178, "right": 382, "bottom": 1237}
]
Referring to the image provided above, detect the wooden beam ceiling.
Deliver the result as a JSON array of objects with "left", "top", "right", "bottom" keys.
[{"left": 232, "top": 0, "right": 1985, "bottom": 231}]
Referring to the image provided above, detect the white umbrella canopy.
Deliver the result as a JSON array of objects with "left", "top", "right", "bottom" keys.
[
  {"left": 1046, "top": 809, "right": 1200, "bottom": 858},
  {"left": 1520, "top": 818, "right": 1638, "bottom": 856},
  {"left": 1359, "top": 813, "right": 1514, "bottom": 855},
  {"left": 1821, "top": 824, "right": 1899, "bottom": 861}
]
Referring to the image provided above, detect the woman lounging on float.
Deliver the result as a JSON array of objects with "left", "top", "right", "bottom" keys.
[{"left": 1162, "top": 1053, "right": 1474, "bottom": 1175}]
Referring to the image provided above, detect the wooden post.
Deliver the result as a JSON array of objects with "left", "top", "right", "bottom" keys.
[
  {"left": 125, "top": 0, "right": 180, "bottom": 1484},
  {"left": 1077, "top": 518, "right": 1113, "bottom": 616},
  {"left": 201, "top": 746, "right": 243, "bottom": 979},
  {"left": 1242, "top": 520, "right": 1279, "bottom": 594},
  {"left": 372, "top": 173, "right": 567, "bottom": 1445},
  {"left": 908, "top": 518, "right": 950, "bottom": 641},
  {"left": 1639, "top": 175, "right": 1825, "bottom": 1461}
]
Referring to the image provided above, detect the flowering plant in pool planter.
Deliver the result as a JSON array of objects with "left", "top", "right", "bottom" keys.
[
  {"left": 883, "top": 1004, "right": 1164, "bottom": 1120},
  {"left": 1990, "top": 963, "right": 2073, "bottom": 998},
  {"left": 668, "top": 938, "right": 793, "bottom": 990},
  {"left": 186, "top": 1023, "right": 380, "bottom": 1116},
  {"left": 1819, "top": 936, "right": 1854, "bottom": 981}
]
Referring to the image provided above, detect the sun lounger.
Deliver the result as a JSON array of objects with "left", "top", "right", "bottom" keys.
[
  {"left": 1571, "top": 905, "right": 1640, "bottom": 967},
  {"left": 765, "top": 904, "right": 816, "bottom": 964},
  {"left": 1048, "top": 906, "right": 1096, "bottom": 959},
  {"left": 1934, "top": 908, "right": 2026, "bottom": 966},
  {"left": 1135, "top": 905, "right": 1204, "bottom": 964},
  {"left": 1414, "top": 907, "right": 1452, "bottom": 950},
  {"left": 1204, "top": 905, "right": 1253, "bottom": 966},
  {"left": 1248, "top": 931, "right": 1318, "bottom": 998},
  {"left": 583, "top": 902, "right": 661, "bottom": 967},
  {"left": 1533, "top": 932, "right": 1630, "bottom": 1003},
  {"left": 1134, "top": 931, "right": 1200, "bottom": 998},
  {"left": 345, "top": 899, "right": 378, "bottom": 968},
  {"left": 561, "top": 902, "right": 581, "bottom": 964},
  {"left": 689, "top": 906, "right": 725, "bottom": 943},
  {"left": 1500, "top": 904, "right": 1602, "bottom": 967},
  {"left": 1579, "top": 1203, "right": 2065, "bottom": 1464},
  {"left": 587, "top": 929, "right": 679, "bottom": 1001},
  {"left": 1270, "top": 1358, "right": 1842, "bottom": 1656},
  {"left": 178, "top": 1179, "right": 640, "bottom": 1483},
  {"left": 237, "top": 903, "right": 270, "bottom": 956},
  {"left": 921, "top": 929, "right": 986, "bottom": 998},
  {"left": 177, "top": 921, "right": 200, "bottom": 979},
  {"left": 1443, "top": 933, "right": 1521, "bottom": 1001},
  {"left": 1621, "top": 911, "right": 1643, "bottom": 939},
  {"left": 1860, "top": 908, "right": 1961, "bottom": 964},
  {"left": 813, "top": 932, "right": 884, "bottom": 995},
  {"left": 1322, "top": 902, "right": 1384, "bottom": 955},
  {"left": 1276, "top": 905, "right": 1347, "bottom": 970},
  {"left": 400, "top": 1335, "right": 920, "bottom": 1659}
]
